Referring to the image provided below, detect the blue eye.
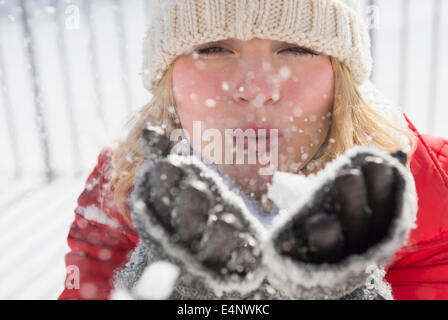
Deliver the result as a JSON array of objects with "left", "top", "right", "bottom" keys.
[
  {"left": 195, "top": 46, "right": 229, "bottom": 55},
  {"left": 282, "top": 47, "right": 318, "bottom": 56}
]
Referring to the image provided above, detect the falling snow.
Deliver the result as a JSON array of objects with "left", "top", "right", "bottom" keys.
[
  {"left": 195, "top": 61, "right": 206, "bottom": 69},
  {"left": 222, "top": 81, "right": 229, "bottom": 91},
  {"left": 132, "top": 261, "right": 180, "bottom": 300},
  {"left": 280, "top": 66, "right": 291, "bottom": 80},
  {"left": 262, "top": 62, "right": 271, "bottom": 71},
  {"left": 293, "top": 106, "right": 303, "bottom": 117},
  {"left": 205, "top": 99, "right": 216, "bottom": 108}
]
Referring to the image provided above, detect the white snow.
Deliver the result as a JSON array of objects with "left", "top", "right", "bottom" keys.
[
  {"left": 132, "top": 261, "right": 180, "bottom": 300},
  {"left": 110, "top": 288, "right": 134, "bottom": 300},
  {"left": 262, "top": 61, "right": 271, "bottom": 71},
  {"left": 195, "top": 61, "right": 206, "bottom": 70},
  {"left": 279, "top": 66, "right": 291, "bottom": 80},
  {"left": 221, "top": 81, "right": 229, "bottom": 91},
  {"left": 205, "top": 99, "right": 216, "bottom": 108},
  {"left": 293, "top": 106, "right": 303, "bottom": 117},
  {"left": 267, "top": 171, "right": 312, "bottom": 215},
  {"left": 0, "top": 177, "right": 85, "bottom": 299},
  {"left": 75, "top": 205, "right": 120, "bottom": 229}
]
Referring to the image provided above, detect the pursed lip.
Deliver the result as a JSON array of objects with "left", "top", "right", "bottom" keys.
[{"left": 229, "top": 124, "right": 283, "bottom": 151}]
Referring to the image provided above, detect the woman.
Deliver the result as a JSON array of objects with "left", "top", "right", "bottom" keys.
[{"left": 59, "top": 0, "right": 448, "bottom": 300}]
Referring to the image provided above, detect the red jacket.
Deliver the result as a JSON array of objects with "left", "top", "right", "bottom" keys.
[{"left": 58, "top": 115, "right": 448, "bottom": 300}]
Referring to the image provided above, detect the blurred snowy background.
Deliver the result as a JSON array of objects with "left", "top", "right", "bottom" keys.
[{"left": 0, "top": 0, "right": 447, "bottom": 299}]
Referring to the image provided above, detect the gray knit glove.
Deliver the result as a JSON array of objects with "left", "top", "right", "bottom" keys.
[
  {"left": 130, "top": 127, "right": 267, "bottom": 296},
  {"left": 264, "top": 146, "right": 418, "bottom": 299}
]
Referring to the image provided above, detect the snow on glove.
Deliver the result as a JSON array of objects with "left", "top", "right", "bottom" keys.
[
  {"left": 130, "top": 126, "right": 267, "bottom": 296},
  {"left": 264, "top": 146, "right": 418, "bottom": 299}
]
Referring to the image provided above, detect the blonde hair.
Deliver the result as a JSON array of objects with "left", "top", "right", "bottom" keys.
[{"left": 111, "top": 57, "right": 417, "bottom": 226}]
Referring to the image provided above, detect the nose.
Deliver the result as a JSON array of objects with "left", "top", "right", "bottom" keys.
[{"left": 232, "top": 70, "right": 280, "bottom": 108}]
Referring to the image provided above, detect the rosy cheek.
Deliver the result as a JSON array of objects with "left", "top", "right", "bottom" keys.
[
  {"left": 174, "top": 70, "right": 202, "bottom": 104},
  {"left": 173, "top": 63, "right": 231, "bottom": 131},
  {"left": 278, "top": 64, "right": 333, "bottom": 162},
  {"left": 285, "top": 73, "right": 333, "bottom": 125},
  {"left": 296, "top": 69, "right": 331, "bottom": 99}
]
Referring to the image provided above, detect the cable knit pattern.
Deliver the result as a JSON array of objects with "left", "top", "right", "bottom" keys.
[{"left": 142, "top": 0, "right": 372, "bottom": 92}]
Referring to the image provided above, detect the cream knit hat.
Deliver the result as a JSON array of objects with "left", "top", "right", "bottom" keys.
[{"left": 142, "top": 0, "right": 372, "bottom": 92}]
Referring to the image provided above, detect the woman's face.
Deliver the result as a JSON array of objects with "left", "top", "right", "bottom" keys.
[{"left": 172, "top": 38, "right": 334, "bottom": 198}]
